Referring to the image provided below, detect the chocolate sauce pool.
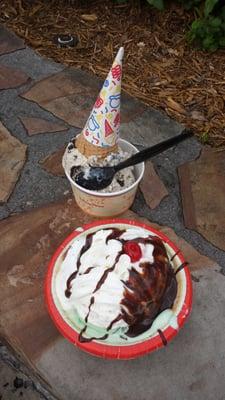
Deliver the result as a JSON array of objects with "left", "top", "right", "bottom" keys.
[{"left": 64, "top": 228, "right": 179, "bottom": 342}]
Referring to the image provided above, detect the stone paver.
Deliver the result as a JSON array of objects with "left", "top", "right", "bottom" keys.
[
  {"left": 140, "top": 161, "right": 168, "bottom": 209},
  {"left": 178, "top": 147, "right": 225, "bottom": 252},
  {"left": 0, "top": 359, "right": 43, "bottom": 400},
  {"left": 0, "top": 47, "right": 64, "bottom": 81},
  {"left": 39, "top": 147, "right": 65, "bottom": 176},
  {"left": 0, "top": 64, "right": 30, "bottom": 90},
  {"left": 0, "top": 198, "right": 222, "bottom": 400},
  {"left": 37, "top": 264, "right": 225, "bottom": 400},
  {"left": 120, "top": 108, "right": 184, "bottom": 147},
  {"left": 21, "top": 67, "right": 183, "bottom": 147},
  {"left": 0, "top": 121, "right": 27, "bottom": 203},
  {"left": 0, "top": 25, "right": 25, "bottom": 56},
  {"left": 21, "top": 68, "right": 104, "bottom": 128},
  {"left": 20, "top": 117, "right": 68, "bottom": 136},
  {"left": 0, "top": 26, "right": 225, "bottom": 400}
]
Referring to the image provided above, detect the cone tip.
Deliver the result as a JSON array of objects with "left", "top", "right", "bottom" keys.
[{"left": 116, "top": 47, "right": 124, "bottom": 62}]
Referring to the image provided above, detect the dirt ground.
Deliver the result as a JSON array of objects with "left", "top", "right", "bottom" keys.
[{"left": 1, "top": 0, "right": 225, "bottom": 147}]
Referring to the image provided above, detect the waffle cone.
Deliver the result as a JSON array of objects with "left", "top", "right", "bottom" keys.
[{"left": 76, "top": 134, "right": 118, "bottom": 159}]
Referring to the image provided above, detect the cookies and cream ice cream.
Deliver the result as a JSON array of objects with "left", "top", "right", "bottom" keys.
[
  {"left": 62, "top": 137, "right": 136, "bottom": 193},
  {"left": 55, "top": 226, "right": 178, "bottom": 343}
]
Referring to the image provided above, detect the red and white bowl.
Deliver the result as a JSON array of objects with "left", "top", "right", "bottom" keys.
[{"left": 45, "top": 219, "right": 192, "bottom": 359}]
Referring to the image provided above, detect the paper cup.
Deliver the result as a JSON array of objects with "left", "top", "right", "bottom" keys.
[
  {"left": 63, "top": 139, "right": 145, "bottom": 217},
  {"left": 45, "top": 219, "right": 193, "bottom": 360}
]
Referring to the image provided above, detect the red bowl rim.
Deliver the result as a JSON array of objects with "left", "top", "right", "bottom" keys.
[{"left": 45, "top": 218, "right": 193, "bottom": 359}]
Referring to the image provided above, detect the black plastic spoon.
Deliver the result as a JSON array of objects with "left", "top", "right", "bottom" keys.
[{"left": 74, "top": 131, "right": 192, "bottom": 191}]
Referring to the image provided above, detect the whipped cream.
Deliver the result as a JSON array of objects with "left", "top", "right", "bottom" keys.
[
  {"left": 62, "top": 138, "right": 135, "bottom": 193},
  {"left": 55, "top": 227, "right": 178, "bottom": 342}
]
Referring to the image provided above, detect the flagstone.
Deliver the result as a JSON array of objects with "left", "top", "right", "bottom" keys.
[
  {"left": 39, "top": 147, "right": 65, "bottom": 176},
  {"left": 0, "top": 25, "right": 25, "bottom": 56},
  {"left": 140, "top": 161, "right": 168, "bottom": 209},
  {"left": 0, "top": 26, "right": 223, "bottom": 400},
  {"left": 20, "top": 117, "right": 68, "bottom": 136},
  {"left": 0, "top": 121, "right": 27, "bottom": 203},
  {"left": 178, "top": 147, "right": 225, "bottom": 252},
  {"left": 0, "top": 198, "right": 221, "bottom": 400},
  {"left": 120, "top": 108, "right": 184, "bottom": 147},
  {"left": 21, "top": 68, "right": 184, "bottom": 145},
  {"left": 0, "top": 64, "right": 30, "bottom": 90}
]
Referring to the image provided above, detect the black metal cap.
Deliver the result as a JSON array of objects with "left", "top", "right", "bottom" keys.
[{"left": 53, "top": 34, "right": 77, "bottom": 48}]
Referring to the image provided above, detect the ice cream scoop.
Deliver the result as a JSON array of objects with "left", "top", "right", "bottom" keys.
[{"left": 75, "top": 131, "right": 192, "bottom": 190}]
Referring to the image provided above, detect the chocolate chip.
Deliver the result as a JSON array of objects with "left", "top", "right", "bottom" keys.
[
  {"left": 70, "top": 166, "right": 81, "bottom": 179},
  {"left": 116, "top": 178, "right": 125, "bottom": 187},
  {"left": 68, "top": 143, "right": 74, "bottom": 151}
]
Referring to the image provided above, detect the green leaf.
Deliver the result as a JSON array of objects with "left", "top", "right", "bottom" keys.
[
  {"left": 146, "top": 0, "right": 164, "bottom": 11},
  {"left": 219, "top": 37, "right": 225, "bottom": 46},
  {"left": 203, "top": 35, "right": 214, "bottom": 47},
  {"left": 204, "top": 0, "right": 219, "bottom": 17},
  {"left": 202, "top": 35, "right": 218, "bottom": 51},
  {"left": 209, "top": 17, "right": 222, "bottom": 28},
  {"left": 190, "top": 19, "right": 206, "bottom": 37},
  {"left": 221, "top": 6, "right": 225, "bottom": 20}
]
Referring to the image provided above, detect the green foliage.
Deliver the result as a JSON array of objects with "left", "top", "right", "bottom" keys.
[
  {"left": 147, "top": 0, "right": 225, "bottom": 51},
  {"left": 188, "top": 6, "right": 225, "bottom": 51},
  {"left": 204, "top": 0, "right": 219, "bottom": 17},
  {"left": 112, "top": 0, "right": 225, "bottom": 51},
  {"left": 146, "top": 0, "right": 164, "bottom": 11},
  {"left": 178, "top": 0, "right": 202, "bottom": 11}
]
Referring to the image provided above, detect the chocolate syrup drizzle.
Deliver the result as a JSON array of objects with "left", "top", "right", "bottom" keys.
[
  {"left": 121, "top": 236, "right": 178, "bottom": 337},
  {"left": 78, "top": 296, "right": 107, "bottom": 343},
  {"left": 65, "top": 228, "right": 178, "bottom": 342},
  {"left": 158, "top": 329, "right": 168, "bottom": 346},
  {"left": 65, "top": 232, "right": 94, "bottom": 298},
  {"left": 170, "top": 249, "right": 181, "bottom": 262},
  {"left": 78, "top": 251, "right": 124, "bottom": 342},
  {"left": 175, "top": 262, "right": 189, "bottom": 275}
]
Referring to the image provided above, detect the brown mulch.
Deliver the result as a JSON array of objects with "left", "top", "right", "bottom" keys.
[{"left": 1, "top": 0, "right": 225, "bottom": 147}]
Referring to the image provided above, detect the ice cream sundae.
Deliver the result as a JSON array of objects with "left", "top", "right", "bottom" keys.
[{"left": 55, "top": 225, "right": 178, "bottom": 343}]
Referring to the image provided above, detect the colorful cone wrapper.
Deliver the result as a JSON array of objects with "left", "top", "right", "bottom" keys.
[{"left": 81, "top": 47, "right": 124, "bottom": 149}]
